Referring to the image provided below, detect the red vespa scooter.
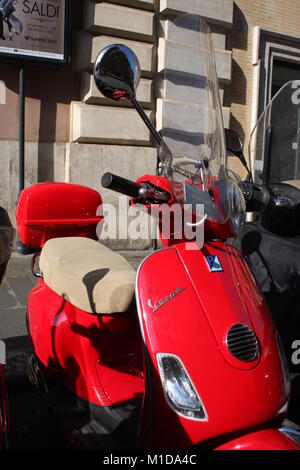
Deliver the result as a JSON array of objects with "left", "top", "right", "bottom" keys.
[{"left": 15, "top": 15, "right": 299, "bottom": 450}]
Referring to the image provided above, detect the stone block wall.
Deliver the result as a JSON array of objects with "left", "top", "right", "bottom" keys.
[
  {"left": 0, "top": 0, "right": 234, "bottom": 250},
  {"left": 65, "top": 0, "right": 234, "bottom": 248}
]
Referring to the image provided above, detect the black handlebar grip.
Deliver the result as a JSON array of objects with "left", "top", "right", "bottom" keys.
[{"left": 101, "top": 172, "right": 141, "bottom": 198}]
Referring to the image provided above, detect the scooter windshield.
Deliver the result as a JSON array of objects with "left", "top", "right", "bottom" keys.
[
  {"left": 249, "top": 80, "right": 300, "bottom": 188},
  {"left": 158, "top": 14, "right": 230, "bottom": 225}
]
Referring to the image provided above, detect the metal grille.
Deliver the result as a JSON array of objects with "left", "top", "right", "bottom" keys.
[{"left": 226, "top": 324, "right": 259, "bottom": 362}]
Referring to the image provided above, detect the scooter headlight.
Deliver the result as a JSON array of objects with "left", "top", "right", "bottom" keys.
[{"left": 157, "top": 353, "right": 207, "bottom": 421}]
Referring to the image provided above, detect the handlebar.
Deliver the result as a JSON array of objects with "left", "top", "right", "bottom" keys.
[
  {"left": 101, "top": 173, "right": 141, "bottom": 199},
  {"left": 101, "top": 172, "right": 171, "bottom": 203}
]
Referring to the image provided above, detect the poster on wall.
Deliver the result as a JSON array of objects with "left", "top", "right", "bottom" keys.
[{"left": 0, "top": 0, "right": 68, "bottom": 64}]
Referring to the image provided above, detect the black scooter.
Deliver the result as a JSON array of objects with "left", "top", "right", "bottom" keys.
[{"left": 225, "top": 81, "right": 300, "bottom": 427}]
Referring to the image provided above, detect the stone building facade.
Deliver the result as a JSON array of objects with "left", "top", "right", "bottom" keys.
[
  {"left": 0, "top": 0, "right": 300, "bottom": 248},
  {"left": 230, "top": 0, "right": 300, "bottom": 178},
  {"left": 70, "top": 0, "right": 232, "bottom": 211}
]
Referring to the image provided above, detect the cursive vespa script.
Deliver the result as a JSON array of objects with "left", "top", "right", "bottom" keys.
[{"left": 148, "top": 287, "right": 185, "bottom": 313}]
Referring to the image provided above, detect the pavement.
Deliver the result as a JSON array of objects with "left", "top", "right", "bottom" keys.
[
  {"left": 0, "top": 253, "right": 69, "bottom": 449},
  {"left": 0, "top": 252, "right": 299, "bottom": 449}
]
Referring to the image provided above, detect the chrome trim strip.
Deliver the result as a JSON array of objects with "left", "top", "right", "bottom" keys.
[
  {"left": 31, "top": 252, "right": 43, "bottom": 278},
  {"left": 279, "top": 426, "right": 300, "bottom": 445}
]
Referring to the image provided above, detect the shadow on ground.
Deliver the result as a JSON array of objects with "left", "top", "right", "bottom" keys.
[{"left": 3, "top": 336, "right": 71, "bottom": 450}]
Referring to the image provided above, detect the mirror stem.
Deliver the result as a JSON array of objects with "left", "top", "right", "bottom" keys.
[
  {"left": 130, "top": 97, "right": 173, "bottom": 176},
  {"left": 131, "top": 98, "right": 162, "bottom": 146},
  {"left": 238, "top": 152, "right": 253, "bottom": 182}
]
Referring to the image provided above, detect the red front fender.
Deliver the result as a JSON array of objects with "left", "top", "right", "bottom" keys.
[{"left": 214, "top": 429, "right": 299, "bottom": 450}]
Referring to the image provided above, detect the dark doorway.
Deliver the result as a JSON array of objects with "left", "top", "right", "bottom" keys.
[{"left": 272, "top": 59, "right": 300, "bottom": 97}]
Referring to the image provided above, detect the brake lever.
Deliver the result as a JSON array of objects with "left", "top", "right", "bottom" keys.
[{"left": 137, "top": 183, "right": 171, "bottom": 203}]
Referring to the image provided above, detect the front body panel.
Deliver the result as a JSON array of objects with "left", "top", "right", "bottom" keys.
[{"left": 136, "top": 242, "right": 287, "bottom": 448}]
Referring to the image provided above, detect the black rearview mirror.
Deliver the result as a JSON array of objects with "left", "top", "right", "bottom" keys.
[
  {"left": 225, "top": 128, "right": 253, "bottom": 182},
  {"left": 225, "top": 128, "right": 243, "bottom": 156},
  {"left": 94, "top": 44, "right": 141, "bottom": 101},
  {"left": 93, "top": 44, "right": 163, "bottom": 147}
]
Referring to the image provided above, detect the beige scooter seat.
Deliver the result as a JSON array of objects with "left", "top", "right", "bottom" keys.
[
  {"left": 39, "top": 237, "right": 136, "bottom": 314},
  {"left": 283, "top": 180, "right": 300, "bottom": 190}
]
